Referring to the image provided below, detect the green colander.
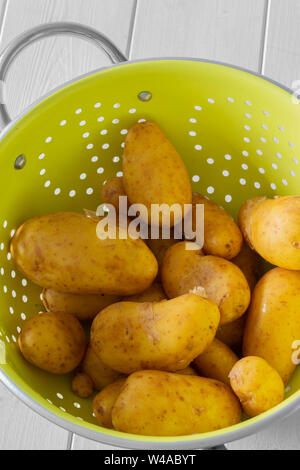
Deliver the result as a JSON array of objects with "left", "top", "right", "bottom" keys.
[{"left": 0, "top": 22, "right": 299, "bottom": 450}]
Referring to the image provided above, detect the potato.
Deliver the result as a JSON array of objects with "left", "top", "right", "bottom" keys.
[
  {"left": 123, "top": 282, "right": 166, "bottom": 303},
  {"left": 243, "top": 268, "right": 300, "bottom": 384},
  {"left": 147, "top": 237, "right": 179, "bottom": 272},
  {"left": 176, "top": 365, "right": 198, "bottom": 376},
  {"left": 161, "top": 242, "right": 250, "bottom": 325},
  {"left": 231, "top": 243, "right": 260, "bottom": 291},
  {"left": 112, "top": 371, "right": 242, "bottom": 436},
  {"left": 10, "top": 212, "right": 158, "bottom": 295},
  {"left": 43, "top": 289, "right": 120, "bottom": 321},
  {"left": 229, "top": 356, "right": 285, "bottom": 417},
  {"left": 192, "top": 193, "right": 243, "bottom": 259},
  {"left": 93, "top": 378, "right": 126, "bottom": 429},
  {"left": 242, "top": 196, "right": 300, "bottom": 270},
  {"left": 216, "top": 315, "right": 246, "bottom": 354},
  {"left": 238, "top": 197, "right": 266, "bottom": 248},
  {"left": 72, "top": 373, "right": 94, "bottom": 398},
  {"left": 18, "top": 312, "right": 86, "bottom": 374},
  {"left": 82, "top": 345, "right": 122, "bottom": 391},
  {"left": 193, "top": 339, "right": 238, "bottom": 385},
  {"left": 123, "top": 121, "right": 192, "bottom": 226},
  {"left": 101, "top": 177, "right": 127, "bottom": 212},
  {"left": 91, "top": 293, "right": 220, "bottom": 375}
]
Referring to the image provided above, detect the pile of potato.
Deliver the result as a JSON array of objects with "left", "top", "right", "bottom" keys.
[{"left": 11, "top": 121, "right": 300, "bottom": 437}]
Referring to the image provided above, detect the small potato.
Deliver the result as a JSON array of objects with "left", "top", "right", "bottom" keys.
[
  {"left": 93, "top": 378, "right": 126, "bottom": 429},
  {"left": 72, "top": 373, "right": 94, "bottom": 398},
  {"left": 43, "top": 289, "right": 120, "bottom": 321},
  {"left": 231, "top": 243, "right": 260, "bottom": 291},
  {"left": 243, "top": 267, "right": 300, "bottom": 384},
  {"left": 123, "top": 282, "right": 166, "bottom": 303},
  {"left": 192, "top": 193, "right": 243, "bottom": 259},
  {"left": 91, "top": 294, "right": 220, "bottom": 375},
  {"left": 123, "top": 121, "right": 192, "bottom": 227},
  {"left": 10, "top": 212, "right": 158, "bottom": 296},
  {"left": 101, "top": 177, "right": 127, "bottom": 212},
  {"left": 18, "top": 312, "right": 86, "bottom": 375},
  {"left": 112, "top": 371, "right": 242, "bottom": 436},
  {"left": 193, "top": 339, "right": 238, "bottom": 385},
  {"left": 229, "top": 356, "right": 285, "bottom": 417},
  {"left": 161, "top": 242, "right": 250, "bottom": 325},
  {"left": 238, "top": 197, "right": 266, "bottom": 248},
  {"left": 176, "top": 365, "right": 198, "bottom": 376},
  {"left": 216, "top": 315, "right": 246, "bottom": 354},
  {"left": 147, "top": 237, "right": 179, "bottom": 273},
  {"left": 82, "top": 345, "right": 122, "bottom": 391}
]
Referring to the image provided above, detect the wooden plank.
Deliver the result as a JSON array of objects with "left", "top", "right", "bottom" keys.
[
  {"left": 131, "top": 0, "right": 267, "bottom": 71},
  {"left": 72, "top": 434, "right": 123, "bottom": 450},
  {"left": 0, "top": 0, "right": 135, "bottom": 119},
  {"left": 263, "top": 0, "right": 300, "bottom": 87}
]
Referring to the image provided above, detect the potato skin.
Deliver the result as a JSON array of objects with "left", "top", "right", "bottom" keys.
[
  {"left": 123, "top": 121, "right": 192, "bottom": 226},
  {"left": 229, "top": 356, "right": 285, "bottom": 417},
  {"left": 192, "top": 193, "right": 243, "bottom": 259},
  {"left": 231, "top": 243, "right": 260, "bottom": 292},
  {"left": 10, "top": 212, "right": 158, "bottom": 295},
  {"left": 243, "top": 268, "right": 300, "bottom": 384},
  {"left": 112, "top": 371, "right": 242, "bottom": 436},
  {"left": 216, "top": 315, "right": 246, "bottom": 354},
  {"left": 43, "top": 289, "right": 120, "bottom": 321},
  {"left": 93, "top": 378, "right": 126, "bottom": 429},
  {"left": 148, "top": 237, "right": 179, "bottom": 272},
  {"left": 101, "top": 177, "right": 127, "bottom": 212},
  {"left": 91, "top": 294, "right": 220, "bottom": 375},
  {"left": 161, "top": 242, "right": 250, "bottom": 325},
  {"left": 72, "top": 373, "right": 94, "bottom": 398},
  {"left": 238, "top": 197, "right": 266, "bottom": 248},
  {"left": 18, "top": 312, "right": 86, "bottom": 374},
  {"left": 193, "top": 339, "right": 238, "bottom": 385},
  {"left": 123, "top": 282, "right": 166, "bottom": 303},
  {"left": 82, "top": 345, "right": 122, "bottom": 391},
  {"left": 176, "top": 365, "right": 198, "bottom": 376}
]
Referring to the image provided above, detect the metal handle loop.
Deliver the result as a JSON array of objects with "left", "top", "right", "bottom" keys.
[{"left": 0, "top": 22, "right": 127, "bottom": 128}]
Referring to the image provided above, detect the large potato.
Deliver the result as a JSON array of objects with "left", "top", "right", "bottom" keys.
[
  {"left": 161, "top": 242, "right": 250, "bottom": 325},
  {"left": 241, "top": 196, "right": 300, "bottom": 270},
  {"left": 82, "top": 345, "right": 122, "bottom": 391},
  {"left": 43, "top": 289, "right": 120, "bottom": 321},
  {"left": 18, "top": 312, "right": 86, "bottom": 374},
  {"left": 112, "top": 371, "right": 242, "bottom": 436},
  {"left": 123, "top": 282, "right": 166, "bottom": 303},
  {"left": 216, "top": 315, "right": 246, "bottom": 354},
  {"left": 192, "top": 193, "right": 243, "bottom": 259},
  {"left": 243, "top": 268, "right": 300, "bottom": 384},
  {"left": 93, "top": 378, "right": 126, "bottom": 429},
  {"left": 91, "top": 294, "right": 220, "bottom": 374},
  {"left": 231, "top": 243, "right": 260, "bottom": 292},
  {"left": 101, "top": 177, "right": 127, "bottom": 212},
  {"left": 238, "top": 197, "right": 266, "bottom": 248},
  {"left": 229, "top": 356, "right": 285, "bottom": 417},
  {"left": 193, "top": 339, "right": 238, "bottom": 385},
  {"left": 123, "top": 121, "right": 192, "bottom": 226},
  {"left": 10, "top": 212, "right": 158, "bottom": 295}
]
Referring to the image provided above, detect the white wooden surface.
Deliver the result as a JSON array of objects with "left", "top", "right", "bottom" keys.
[{"left": 0, "top": 0, "right": 300, "bottom": 450}]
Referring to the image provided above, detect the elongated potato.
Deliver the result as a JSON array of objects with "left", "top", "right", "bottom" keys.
[
  {"left": 72, "top": 373, "right": 94, "bottom": 398},
  {"left": 82, "top": 345, "right": 122, "bottom": 391},
  {"left": 18, "top": 312, "right": 86, "bottom": 374},
  {"left": 101, "top": 177, "right": 127, "bottom": 212},
  {"left": 10, "top": 212, "right": 158, "bottom": 295},
  {"left": 193, "top": 339, "right": 238, "bottom": 385},
  {"left": 192, "top": 193, "right": 243, "bottom": 259},
  {"left": 216, "top": 315, "right": 246, "bottom": 354},
  {"left": 123, "top": 121, "right": 192, "bottom": 226},
  {"left": 91, "top": 294, "right": 220, "bottom": 374},
  {"left": 93, "top": 378, "right": 127, "bottom": 429},
  {"left": 243, "top": 268, "right": 300, "bottom": 384},
  {"left": 229, "top": 356, "right": 285, "bottom": 417},
  {"left": 112, "top": 371, "right": 242, "bottom": 436},
  {"left": 161, "top": 242, "right": 250, "bottom": 325},
  {"left": 123, "top": 282, "right": 166, "bottom": 303},
  {"left": 243, "top": 196, "right": 300, "bottom": 270},
  {"left": 231, "top": 243, "right": 260, "bottom": 291},
  {"left": 238, "top": 197, "right": 266, "bottom": 248},
  {"left": 43, "top": 289, "right": 120, "bottom": 321}
]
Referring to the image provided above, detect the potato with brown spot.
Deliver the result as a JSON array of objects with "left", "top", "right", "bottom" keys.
[
  {"left": 161, "top": 242, "right": 250, "bottom": 325},
  {"left": 193, "top": 339, "right": 238, "bottom": 385},
  {"left": 72, "top": 373, "right": 94, "bottom": 398},
  {"left": 10, "top": 212, "right": 158, "bottom": 296},
  {"left": 123, "top": 282, "right": 166, "bottom": 303},
  {"left": 93, "top": 378, "right": 126, "bottom": 429},
  {"left": 123, "top": 121, "right": 192, "bottom": 227},
  {"left": 229, "top": 356, "right": 285, "bottom": 417},
  {"left": 18, "top": 312, "right": 86, "bottom": 374},
  {"left": 82, "top": 345, "right": 122, "bottom": 391},
  {"left": 101, "top": 177, "right": 127, "bottom": 212},
  {"left": 191, "top": 193, "right": 243, "bottom": 259},
  {"left": 112, "top": 371, "right": 242, "bottom": 436},
  {"left": 231, "top": 243, "right": 260, "bottom": 291},
  {"left": 91, "top": 294, "right": 220, "bottom": 375},
  {"left": 216, "top": 315, "right": 246, "bottom": 354},
  {"left": 43, "top": 289, "right": 120, "bottom": 321}
]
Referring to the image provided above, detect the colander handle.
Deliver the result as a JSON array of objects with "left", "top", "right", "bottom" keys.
[{"left": 0, "top": 22, "right": 127, "bottom": 129}]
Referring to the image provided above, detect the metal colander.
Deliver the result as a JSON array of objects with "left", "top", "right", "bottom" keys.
[{"left": 0, "top": 22, "right": 300, "bottom": 450}]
